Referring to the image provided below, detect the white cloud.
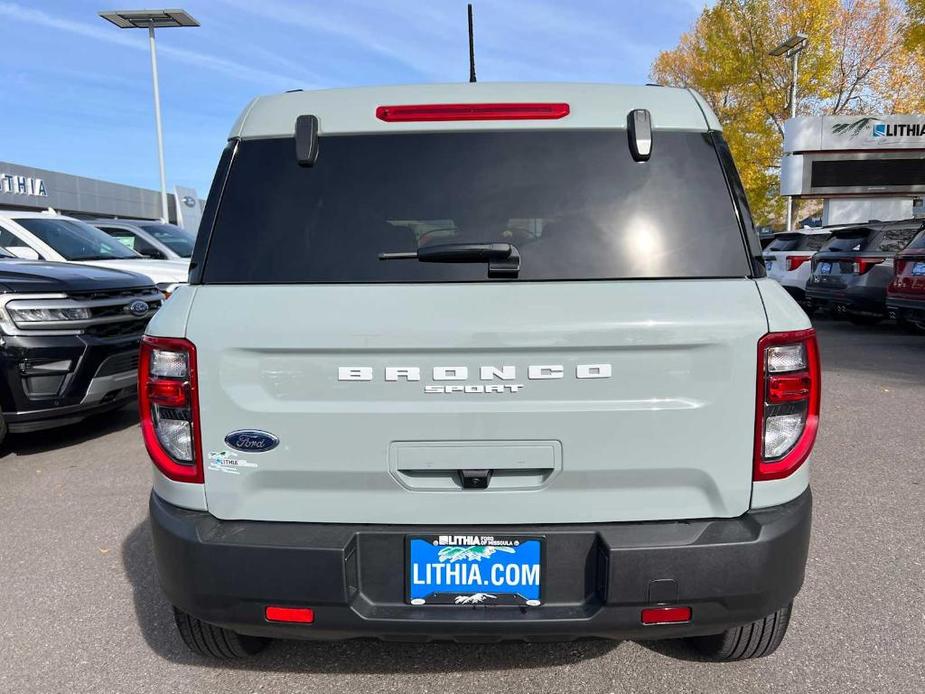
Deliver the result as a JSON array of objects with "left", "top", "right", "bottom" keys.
[{"left": 0, "top": 2, "right": 315, "bottom": 89}]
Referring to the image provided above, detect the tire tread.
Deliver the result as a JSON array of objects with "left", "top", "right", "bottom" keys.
[
  {"left": 173, "top": 607, "right": 268, "bottom": 659},
  {"left": 688, "top": 602, "right": 793, "bottom": 661}
]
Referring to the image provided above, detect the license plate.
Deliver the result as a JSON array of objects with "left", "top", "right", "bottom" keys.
[
  {"left": 819, "top": 262, "right": 832, "bottom": 275},
  {"left": 913, "top": 262, "right": 925, "bottom": 276},
  {"left": 407, "top": 535, "right": 543, "bottom": 606},
  {"left": 765, "top": 259, "right": 774, "bottom": 270}
]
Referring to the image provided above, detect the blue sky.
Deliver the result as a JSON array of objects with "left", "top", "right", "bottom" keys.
[{"left": 0, "top": 1, "right": 706, "bottom": 196}]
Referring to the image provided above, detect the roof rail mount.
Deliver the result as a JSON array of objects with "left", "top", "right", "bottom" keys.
[
  {"left": 295, "top": 115, "right": 319, "bottom": 167},
  {"left": 627, "top": 109, "right": 652, "bottom": 162}
]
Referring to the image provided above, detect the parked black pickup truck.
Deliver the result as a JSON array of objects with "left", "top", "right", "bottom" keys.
[{"left": 0, "top": 248, "right": 161, "bottom": 444}]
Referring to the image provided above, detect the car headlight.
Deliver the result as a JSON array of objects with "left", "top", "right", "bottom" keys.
[{"left": 8, "top": 307, "right": 92, "bottom": 322}]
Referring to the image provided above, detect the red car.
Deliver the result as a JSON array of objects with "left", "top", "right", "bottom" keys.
[{"left": 887, "top": 227, "right": 925, "bottom": 332}]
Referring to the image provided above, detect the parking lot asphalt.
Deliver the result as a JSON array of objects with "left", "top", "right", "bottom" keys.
[{"left": 1, "top": 319, "right": 923, "bottom": 694}]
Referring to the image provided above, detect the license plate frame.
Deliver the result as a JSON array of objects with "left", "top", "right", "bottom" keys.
[
  {"left": 406, "top": 534, "right": 544, "bottom": 606},
  {"left": 912, "top": 261, "right": 925, "bottom": 276},
  {"left": 819, "top": 261, "right": 832, "bottom": 275}
]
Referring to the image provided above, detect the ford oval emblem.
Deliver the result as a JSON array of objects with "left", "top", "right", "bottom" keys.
[
  {"left": 126, "top": 300, "right": 150, "bottom": 317},
  {"left": 224, "top": 430, "right": 279, "bottom": 453}
]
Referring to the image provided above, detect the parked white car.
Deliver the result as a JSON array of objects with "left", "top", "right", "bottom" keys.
[
  {"left": 763, "top": 229, "right": 830, "bottom": 310},
  {"left": 0, "top": 210, "right": 189, "bottom": 293}
]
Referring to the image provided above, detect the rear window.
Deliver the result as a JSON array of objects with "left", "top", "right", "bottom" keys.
[
  {"left": 201, "top": 131, "right": 752, "bottom": 283},
  {"left": 904, "top": 229, "right": 925, "bottom": 250},
  {"left": 822, "top": 230, "right": 872, "bottom": 252},
  {"left": 766, "top": 233, "right": 830, "bottom": 252},
  {"left": 870, "top": 227, "right": 919, "bottom": 253}
]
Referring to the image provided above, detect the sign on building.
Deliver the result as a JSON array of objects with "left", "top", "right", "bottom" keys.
[
  {"left": 174, "top": 185, "right": 203, "bottom": 232},
  {"left": 0, "top": 172, "right": 47, "bottom": 197}
]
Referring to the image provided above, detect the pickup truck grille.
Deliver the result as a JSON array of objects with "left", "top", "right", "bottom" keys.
[{"left": 0, "top": 286, "right": 164, "bottom": 338}]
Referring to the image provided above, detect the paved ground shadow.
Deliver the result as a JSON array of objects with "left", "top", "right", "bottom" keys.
[
  {"left": 1, "top": 404, "right": 138, "bottom": 457},
  {"left": 814, "top": 318, "right": 925, "bottom": 384},
  {"left": 121, "top": 521, "right": 618, "bottom": 673}
]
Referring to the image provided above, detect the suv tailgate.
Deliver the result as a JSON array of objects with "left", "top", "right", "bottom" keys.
[{"left": 188, "top": 280, "right": 767, "bottom": 524}]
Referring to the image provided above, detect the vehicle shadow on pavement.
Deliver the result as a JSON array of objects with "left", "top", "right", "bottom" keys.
[
  {"left": 813, "top": 319, "right": 925, "bottom": 384},
  {"left": 1, "top": 405, "right": 139, "bottom": 457},
  {"left": 122, "top": 521, "right": 619, "bottom": 673}
]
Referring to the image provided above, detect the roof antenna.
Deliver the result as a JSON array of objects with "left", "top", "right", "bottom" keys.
[{"left": 468, "top": 3, "right": 477, "bottom": 82}]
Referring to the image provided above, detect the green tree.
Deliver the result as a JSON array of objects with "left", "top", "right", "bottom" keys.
[{"left": 652, "top": 0, "right": 925, "bottom": 226}]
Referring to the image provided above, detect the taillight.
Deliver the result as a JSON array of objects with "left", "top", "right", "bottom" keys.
[
  {"left": 852, "top": 257, "right": 885, "bottom": 274},
  {"left": 786, "top": 255, "right": 811, "bottom": 271},
  {"left": 375, "top": 102, "right": 570, "bottom": 122},
  {"left": 754, "top": 330, "right": 820, "bottom": 481},
  {"left": 139, "top": 335, "right": 203, "bottom": 484},
  {"left": 889, "top": 260, "right": 905, "bottom": 293}
]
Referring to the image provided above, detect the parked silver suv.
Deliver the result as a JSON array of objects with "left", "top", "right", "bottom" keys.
[{"left": 141, "top": 83, "right": 818, "bottom": 661}]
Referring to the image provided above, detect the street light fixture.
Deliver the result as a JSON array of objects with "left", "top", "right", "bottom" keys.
[
  {"left": 99, "top": 9, "right": 200, "bottom": 223},
  {"left": 770, "top": 33, "right": 808, "bottom": 231}
]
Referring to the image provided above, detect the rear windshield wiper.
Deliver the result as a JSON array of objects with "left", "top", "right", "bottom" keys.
[{"left": 379, "top": 242, "right": 520, "bottom": 278}]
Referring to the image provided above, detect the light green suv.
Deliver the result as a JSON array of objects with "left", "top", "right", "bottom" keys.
[{"left": 140, "top": 83, "right": 818, "bottom": 661}]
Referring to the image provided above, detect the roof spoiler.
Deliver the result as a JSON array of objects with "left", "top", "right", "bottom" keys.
[{"left": 295, "top": 115, "right": 319, "bottom": 166}]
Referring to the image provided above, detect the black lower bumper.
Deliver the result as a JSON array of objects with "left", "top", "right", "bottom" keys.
[
  {"left": 806, "top": 286, "right": 886, "bottom": 315},
  {"left": 150, "top": 490, "right": 812, "bottom": 642},
  {"left": 887, "top": 296, "right": 925, "bottom": 323},
  {"left": 0, "top": 333, "right": 140, "bottom": 432}
]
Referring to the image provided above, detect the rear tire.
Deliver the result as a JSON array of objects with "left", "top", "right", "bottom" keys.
[
  {"left": 173, "top": 607, "right": 269, "bottom": 659},
  {"left": 687, "top": 602, "right": 792, "bottom": 661}
]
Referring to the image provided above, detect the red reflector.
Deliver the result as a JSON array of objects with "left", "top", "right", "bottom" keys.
[
  {"left": 768, "top": 372, "right": 812, "bottom": 403},
  {"left": 265, "top": 606, "right": 314, "bottom": 624},
  {"left": 786, "top": 255, "right": 811, "bottom": 271},
  {"left": 376, "top": 102, "right": 570, "bottom": 122},
  {"left": 146, "top": 378, "right": 188, "bottom": 407},
  {"left": 641, "top": 606, "right": 692, "bottom": 625}
]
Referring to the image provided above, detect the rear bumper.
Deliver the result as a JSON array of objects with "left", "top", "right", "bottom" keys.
[
  {"left": 805, "top": 284, "right": 886, "bottom": 314},
  {"left": 886, "top": 295, "right": 925, "bottom": 322},
  {"left": 150, "top": 489, "right": 812, "bottom": 642}
]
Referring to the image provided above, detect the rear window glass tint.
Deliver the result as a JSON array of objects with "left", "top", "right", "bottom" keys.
[
  {"left": 766, "top": 233, "right": 829, "bottom": 252},
  {"left": 202, "top": 131, "right": 751, "bottom": 283},
  {"left": 822, "top": 231, "right": 871, "bottom": 252},
  {"left": 905, "top": 229, "right": 925, "bottom": 250},
  {"left": 766, "top": 237, "right": 799, "bottom": 252},
  {"left": 871, "top": 228, "right": 918, "bottom": 253},
  {"left": 800, "top": 234, "right": 830, "bottom": 251}
]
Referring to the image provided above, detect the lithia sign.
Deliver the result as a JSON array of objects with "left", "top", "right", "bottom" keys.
[
  {"left": 823, "top": 115, "right": 925, "bottom": 149},
  {"left": 0, "top": 173, "right": 47, "bottom": 197}
]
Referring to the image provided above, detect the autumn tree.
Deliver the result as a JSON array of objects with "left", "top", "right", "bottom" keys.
[
  {"left": 905, "top": 0, "right": 925, "bottom": 48},
  {"left": 652, "top": 0, "right": 925, "bottom": 226}
]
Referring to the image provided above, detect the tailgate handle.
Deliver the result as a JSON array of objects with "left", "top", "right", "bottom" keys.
[{"left": 389, "top": 441, "right": 562, "bottom": 492}]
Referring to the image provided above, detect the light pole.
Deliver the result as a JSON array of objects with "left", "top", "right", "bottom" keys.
[
  {"left": 770, "top": 33, "right": 808, "bottom": 231},
  {"left": 99, "top": 9, "right": 199, "bottom": 223}
]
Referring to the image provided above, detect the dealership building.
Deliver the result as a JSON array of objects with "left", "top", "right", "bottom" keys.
[
  {"left": 781, "top": 114, "right": 925, "bottom": 225},
  {"left": 0, "top": 160, "right": 203, "bottom": 232}
]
